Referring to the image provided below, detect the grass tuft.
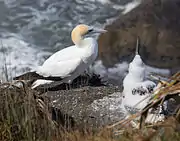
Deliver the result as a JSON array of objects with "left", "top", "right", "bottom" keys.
[
  {"left": 0, "top": 74, "right": 179, "bottom": 140},
  {"left": 0, "top": 81, "right": 56, "bottom": 141}
]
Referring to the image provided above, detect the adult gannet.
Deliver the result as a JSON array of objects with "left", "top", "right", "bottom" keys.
[
  {"left": 122, "top": 38, "right": 156, "bottom": 115},
  {"left": 14, "top": 24, "right": 107, "bottom": 88}
]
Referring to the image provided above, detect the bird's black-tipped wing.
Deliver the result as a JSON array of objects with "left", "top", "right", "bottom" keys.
[{"left": 13, "top": 71, "right": 43, "bottom": 80}]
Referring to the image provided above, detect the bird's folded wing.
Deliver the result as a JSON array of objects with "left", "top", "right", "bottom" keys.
[
  {"left": 42, "top": 45, "right": 82, "bottom": 66},
  {"left": 36, "top": 58, "right": 82, "bottom": 78}
]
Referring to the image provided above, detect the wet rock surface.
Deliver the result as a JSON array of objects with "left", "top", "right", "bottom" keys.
[{"left": 98, "top": 0, "right": 180, "bottom": 70}]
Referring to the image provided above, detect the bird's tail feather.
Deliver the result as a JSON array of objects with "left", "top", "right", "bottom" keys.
[{"left": 13, "top": 71, "right": 63, "bottom": 81}]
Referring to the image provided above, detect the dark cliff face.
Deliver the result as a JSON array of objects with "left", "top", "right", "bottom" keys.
[{"left": 98, "top": 0, "right": 180, "bottom": 69}]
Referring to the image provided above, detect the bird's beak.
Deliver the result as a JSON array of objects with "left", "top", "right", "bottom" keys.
[{"left": 93, "top": 28, "right": 107, "bottom": 33}]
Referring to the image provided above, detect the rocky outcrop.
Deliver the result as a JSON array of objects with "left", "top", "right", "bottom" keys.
[
  {"left": 98, "top": 0, "right": 180, "bottom": 70},
  {"left": 31, "top": 73, "right": 124, "bottom": 129},
  {"left": 46, "top": 85, "right": 124, "bottom": 129},
  {"left": 0, "top": 78, "right": 124, "bottom": 130}
]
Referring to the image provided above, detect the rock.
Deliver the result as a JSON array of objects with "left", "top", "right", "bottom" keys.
[
  {"left": 0, "top": 78, "right": 124, "bottom": 130},
  {"left": 98, "top": 0, "right": 180, "bottom": 70},
  {"left": 7, "top": 73, "right": 125, "bottom": 129},
  {"left": 33, "top": 73, "right": 105, "bottom": 93},
  {"left": 46, "top": 85, "right": 124, "bottom": 129}
]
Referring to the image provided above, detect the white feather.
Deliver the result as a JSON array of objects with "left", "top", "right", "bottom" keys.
[
  {"left": 32, "top": 37, "right": 98, "bottom": 88},
  {"left": 122, "top": 54, "right": 156, "bottom": 114}
]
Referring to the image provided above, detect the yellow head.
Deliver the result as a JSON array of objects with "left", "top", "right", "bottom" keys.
[{"left": 71, "top": 24, "right": 107, "bottom": 45}]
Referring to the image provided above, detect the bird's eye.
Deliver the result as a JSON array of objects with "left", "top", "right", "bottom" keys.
[{"left": 88, "top": 29, "right": 93, "bottom": 33}]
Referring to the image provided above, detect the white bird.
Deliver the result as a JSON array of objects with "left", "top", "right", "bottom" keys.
[
  {"left": 14, "top": 24, "right": 107, "bottom": 88},
  {"left": 122, "top": 38, "right": 156, "bottom": 115}
]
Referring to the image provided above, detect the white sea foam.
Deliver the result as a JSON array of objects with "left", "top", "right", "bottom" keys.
[
  {"left": 91, "top": 60, "right": 171, "bottom": 84},
  {"left": 107, "top": 62, "right": 129, "bottom": 80},
  {"left": 79, "top": 0, "right": 110, "bottom": 4},
  {"left": 0, "top": 34, "right": 50, "bottom": 81},
  {"left": 0, "top": 0, "right": 171, "bottom": 84},
  {"left": 122, "top": 0, "right": 141, "bottom": 14},
  {"left": 145, "top": 65, "right": 170, "bottom": 77}
]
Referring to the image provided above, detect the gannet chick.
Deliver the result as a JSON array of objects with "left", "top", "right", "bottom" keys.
[
  {"left": 122, "top": 38, "right": 156, "bottom": 115},
  {"left": 13, "top": 24, "right": 107, "bottom": 88}
]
